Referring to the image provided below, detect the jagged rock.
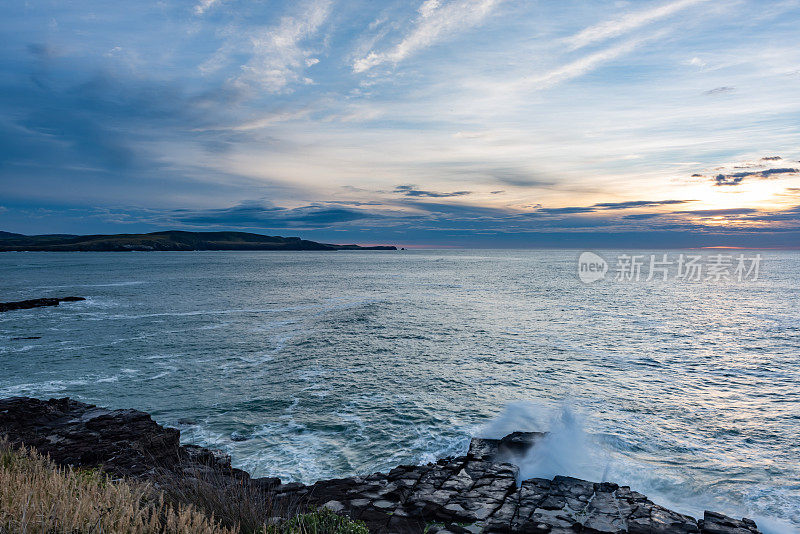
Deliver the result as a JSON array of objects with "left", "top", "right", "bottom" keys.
[
  {"left": 0, "top": 396, "right": 246, "bottom": 482},
  {"left": 698, "top": 511, "right": 761, "bottom": 534},
  {"left": 0, "top": 397, "right": 761, "bottom": 534},
  {"left": 0, "top": 296, "right": 85, "bottom": 312},
  {"left": 467, "top": 432, "right": 543, "bottom": 462}
]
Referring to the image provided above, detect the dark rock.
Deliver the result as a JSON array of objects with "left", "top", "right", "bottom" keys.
[
  {"left": 230, "top": 430, "right": 249, "bottom": 442},
  {"left": 0, "top": 297, "right": 85, "bottom": 313},
  {"left": 698, "top": 511, "right": 761, "bottom": 534},
  {"left": 468, "top": 432, "right": 545, "bottom": 463},
  {"left": 253, "top": 477, "right": 282, "bottom": 490},
  {"left": 0, "top": 396, "right": 240, "bottom": 481},
  {"left": 0, "top": 397, "right": 761, "bottom": 534}
]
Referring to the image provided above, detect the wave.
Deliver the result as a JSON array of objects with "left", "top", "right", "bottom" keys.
[
  {"left": 78, "top": 298, "right": 382, "bottom": 321},
  {"left": 477, "top": 401, "right": 798, "bottom": 534},
  {"left": 34, "top": 281, "right": 147, "bottom": 289}
]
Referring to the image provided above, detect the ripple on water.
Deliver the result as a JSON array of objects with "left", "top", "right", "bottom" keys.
[{"left": 0, "top": 250, "right": 798, "bottom": 530}]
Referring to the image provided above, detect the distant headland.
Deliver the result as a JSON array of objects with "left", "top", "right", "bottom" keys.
[{"left": 0, "top": 231, "right": 396, "bottom": 252}]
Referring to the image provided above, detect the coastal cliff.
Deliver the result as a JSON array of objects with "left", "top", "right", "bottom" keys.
[
  {"left": 0, "top": 231, "right": 396, "bottom": 252},
  {"left": 0, "top": 397, "right": 760, "bottom": 534}
]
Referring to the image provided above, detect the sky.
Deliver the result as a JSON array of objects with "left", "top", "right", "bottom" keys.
[{"left": 1, "top": 0, "right": 800, "bottom": 247}]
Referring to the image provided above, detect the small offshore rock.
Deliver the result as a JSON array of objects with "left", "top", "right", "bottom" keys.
[{"left": 0, "top": 297, "right": 85, "bottom": 313}]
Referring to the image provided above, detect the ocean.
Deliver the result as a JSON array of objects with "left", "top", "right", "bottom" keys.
[{"left": 0, "top": 250, "right": 797, "bottom": 532}]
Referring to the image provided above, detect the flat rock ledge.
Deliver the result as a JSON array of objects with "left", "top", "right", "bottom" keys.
[
  {"left": 0, "top": 397, "right": 760, "bottom": 534},
  {"left": 0, "top": 296, "right": 85, "bottom": 312}
]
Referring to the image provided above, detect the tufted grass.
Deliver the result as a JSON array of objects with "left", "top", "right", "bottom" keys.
[
  {"left": 0, "top": 439, "right": 368, "bottom": 534},
  {"left": 0, "top": 439, "right": 236, "bottom": 534}
]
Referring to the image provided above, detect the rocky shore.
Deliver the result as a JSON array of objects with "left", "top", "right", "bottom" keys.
[{"left": 0, "top": 397, "right": 761, "bottom": 534}]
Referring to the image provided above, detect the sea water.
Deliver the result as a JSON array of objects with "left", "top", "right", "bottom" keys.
[{"left": 0, "top": 250, "right": 797, "bottom": 532}]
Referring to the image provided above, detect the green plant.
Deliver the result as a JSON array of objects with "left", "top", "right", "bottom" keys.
[{"left": 269, "top": 507, "right": 369, "bottom": 534}]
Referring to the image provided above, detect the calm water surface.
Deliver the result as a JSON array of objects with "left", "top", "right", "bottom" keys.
[{"left": 0, "top": 250, "right": 798, "bottom": 532}]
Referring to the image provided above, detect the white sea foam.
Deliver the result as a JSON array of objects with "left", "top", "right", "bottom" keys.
[
  {"left": 83, "top": 300, "right": 366, "bottom": 321},
  {"left": 516, "top": 406, "right": 605, "bottom": 482},
  {"left": 478, "top": 402, "right": 798, "bottom": 534},
  {"left": 0, "top": 379, "right": 89, "bottom": 396},
  {"left": 147, "top": 365, "right": 178, "bottom": 380},
  {"left": 35, "top": 281, "right": 146, "bottom": 289},
  {"left": 97, "top": 376, "right": 119, "bottom": 383}
]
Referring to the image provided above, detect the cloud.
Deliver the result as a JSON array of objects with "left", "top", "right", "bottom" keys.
[
  {"left": 713, "top": 167, "right": 799, "bottom": 186},
  {"left": 195, "top": 108, "right": 311, "bottom": 132},
  {"left": 236, "top": 0, "right": 331, "bottom": 92},
  {"left": 519, "top": 30, "right": 670, "bottom": 91},
  {"left": 565, "top": 0, "right": 707, "bottom": 51},
  {"left": 394, "top": 185, "right": 472, "bottom": 197},
  {"left": 466, "top": 167, "right": 550, "bottom": 187},
  {"left": 536, "top": 199, "right": 694, "bottom": 215},
  {"left": 592, "top": 199, "right": 694, "bottom": 210},
  {"left": 704, "top": 86, "right": 735, "bottom": 95},
  {"left": 688, "top": 56, "right": 706, "bottom": 68},
  {"left": 0, "top": 48, "right": 298, "bottom": 208},
  {"left": 536, "top": 206, "right": 596, "bottom": 215},
  {"left": 194, "top": 0, "right": 221, "bottom": 15},
  {"left": 173, "top": 201, "right": 378, "bottom": 228},
  {"left": 26, "top": 43, "right": 60, "bottom": 60},
  {"left": 676, "top": 208, "right": 758, "bottom": 216},
  {"left": 493, "top": 0, "right": 724, "bottom": 96},
  {"left": 622, "top": 213, "right": 665, "bottom": 220},
  {"left": 353, "top": 0, "right": 502, "bottom": 73},
  {"left": 714, "top": 175, "right": 745, "bottom": 186}
]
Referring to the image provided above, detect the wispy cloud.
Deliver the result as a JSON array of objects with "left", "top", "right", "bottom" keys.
[
  {"left": 511, "top": 29, "right": 670, "bottom": 91},
  {"left": 704, "top": 86, "right": 735, "bottom": 95},
  {"left": 173, "top": 200, "right": 379, "bottom": 228},
  {"left": 394, "top": 185, "right": 472, "bottom": 197},
  {"left": 713, "top": 167, "right": 799, "bottom": 186},
  {"left": 353, "top": 0, "right": 502, "bottom": 73},
  {"left": 565, "top": 0, "right": 708, "bottom": 51},
  {"left": 4, "top": 0, "right": 800, "bottom": 246},
  {"left": 527, "top": 37, "right": 650, "bottom": 89},
  {"left": 194, "top": 0, "right": 221, "bottom": 16},
  {"left": 536, "top": 199, "right": 695, "bottom": 215},
  {"left": 236, "top": 0, "right": 331, "bottom": 92},
  {"left": 194, "top": 109, "right": 312, "bottom": 132}
]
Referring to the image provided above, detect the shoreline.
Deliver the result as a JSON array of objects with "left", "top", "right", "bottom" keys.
[{"left": 0, "top": 397, "right": 762, "bottom": 534}]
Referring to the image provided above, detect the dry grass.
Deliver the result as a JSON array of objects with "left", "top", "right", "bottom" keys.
[
  {"left": 0, "top": 439, "right": 368, "bottom": 534},
  {"left": 156, "top": 467, "right": 281, "bottom": 533},
  {"left": 0, "top": 440, "right": 236, "bottom": 534},
  {"left": 155, "top": 468, "right": 368, "bottom": 534}
]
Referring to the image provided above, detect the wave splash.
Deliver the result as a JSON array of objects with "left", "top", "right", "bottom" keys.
[{"left": 477, "top": 401, "right": 796, "bottom": 534}]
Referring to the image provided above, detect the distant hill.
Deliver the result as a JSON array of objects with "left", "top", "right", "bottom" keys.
[
  {"left": 0, "top": 231, "right": 26, "bottom": 239},
  {"left": 0, "top": 231, "right": 396, "bottom": 252}
]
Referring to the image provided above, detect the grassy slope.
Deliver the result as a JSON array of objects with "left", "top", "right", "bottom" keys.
[
  {"left": 0, "top": 231, "right": 338, "bottom": 251},
  {"left": 0, "top": 440, "right": 368, "bottom": 534}
]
